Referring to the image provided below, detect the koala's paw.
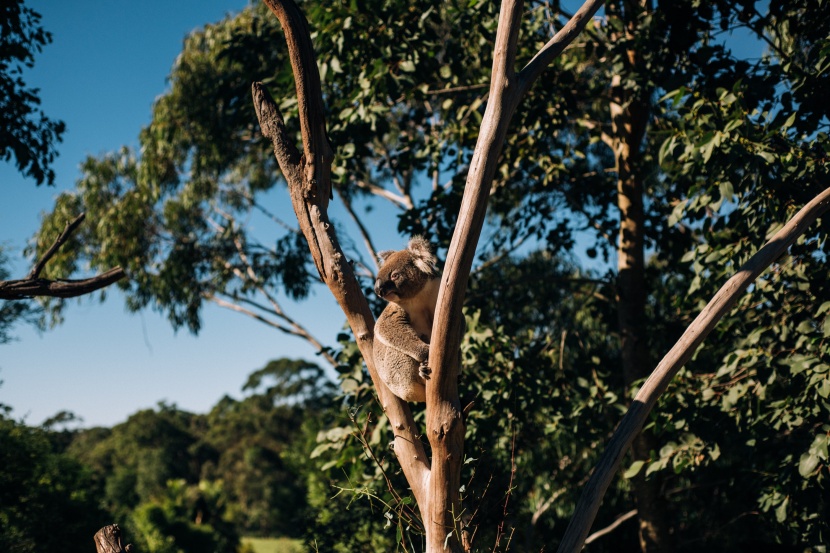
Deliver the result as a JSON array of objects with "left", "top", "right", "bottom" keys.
[{"left": 418, "top": 363, "right": 432, "bottom": 380}]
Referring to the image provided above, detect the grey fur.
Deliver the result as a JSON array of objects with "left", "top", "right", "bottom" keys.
[{"left": 373, "top": 237, "right": 440, "bottom": 402}]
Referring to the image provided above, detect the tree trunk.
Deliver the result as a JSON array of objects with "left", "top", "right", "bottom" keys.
[
  {"left": 611, "top": 64, "right": 675, "bottom": 553},
  {"left": 93, "top": 525, "right": 132, "bottom": 553}
]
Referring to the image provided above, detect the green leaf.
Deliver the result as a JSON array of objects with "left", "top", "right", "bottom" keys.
[
  {"left": 718, "top": 180, "right": 734, "bottom": 202},
  {"left": 798, "top": 452, "right": 819, "bottom": 477},
  {"left": 668, "top": 199, "right": 688, "bottom": 227},
  {"left": 724, "top": 118, "right": 743, "bottom": 132},
  {"left": 623, "top": 460, "right": 645, "bottom": 479},
  {"left": 774, "top": 496, "right": 788, "bottom": 522}
]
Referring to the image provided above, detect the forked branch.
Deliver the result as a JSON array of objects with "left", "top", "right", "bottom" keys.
[
  {"left": 254, "top": 0, "right": 604, "bottom": 550},
  {"left": 0, "top": 213, "right": 125, "bottom": 300},
  {"left": 253, "top": 0, "right": 430, "bottom": 517}
]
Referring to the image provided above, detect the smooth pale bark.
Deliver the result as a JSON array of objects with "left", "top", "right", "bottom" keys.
[{"left": 557, "top": 185, "right": 830, "bottom": 552}]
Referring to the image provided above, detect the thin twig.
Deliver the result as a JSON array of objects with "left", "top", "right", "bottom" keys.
[
  {"left": 336, "top": 188, "right": 381, "bottom": 274},
  {"left": 583, "top": 509, "right": 638, "bottom": 545},
  {"left": 29, "top": 213, "right": 85, "bottom": 279}
]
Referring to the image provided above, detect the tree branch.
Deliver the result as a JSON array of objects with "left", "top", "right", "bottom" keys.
[
  {"left": 205, "top": 292, "right": 338, "bottom": 367},
  {"left": 253, "top": 0, "right": 429, "bottom": 520},
  {"left": 557, "top": 185, "right": 830, "bottom": 552},
  {"left": 583, "top": 509, "right": 638, "bottom": 545},
  {"left": 260, "top": 0, "right": 333, "bottom": 211},
  {"left": 336, "top": 188, "right": 381, "bottom": 275},
  {"left": 255, "top": 1, "right": 602, "bottom": 550},
  {"left": 0, "top": 213, "right": 125, "bottom": 300},
  {"left": 518, "top": 0, "right": 605, "bottom": 95},
  {"left": 354, "top": 178, "right": 414, "bottom": 210},
  {"left": 423, "top": 0, "right": 604, "bottom": 549}
]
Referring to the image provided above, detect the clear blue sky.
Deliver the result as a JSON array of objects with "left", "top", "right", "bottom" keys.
[{"left": 0, "top": 0, "right": 350, "bottom": 428}]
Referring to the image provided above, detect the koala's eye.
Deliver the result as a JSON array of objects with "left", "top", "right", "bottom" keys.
[{"left": 391, "top": 271, "right": 400, "bottom": 280}]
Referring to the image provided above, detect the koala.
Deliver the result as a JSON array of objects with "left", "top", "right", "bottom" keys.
[{"left": 373, "top": 236, "right": 440, "bottom": 403}]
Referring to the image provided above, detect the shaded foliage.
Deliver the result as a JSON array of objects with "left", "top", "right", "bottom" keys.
[
  {"left": 0, "top": 413, "right": 107, "bottom": 553},
  {"left": 0, "top": 0, "right": 65, "bottom": 185}
]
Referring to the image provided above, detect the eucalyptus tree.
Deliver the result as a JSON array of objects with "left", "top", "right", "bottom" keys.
[{"left": 30, "top": 0, "right": 830, "bottom": 551}]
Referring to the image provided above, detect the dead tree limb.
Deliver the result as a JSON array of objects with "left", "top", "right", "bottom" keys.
[
  {"left": 557, "top": 185, "right": 830, "bottom": 553},
  {"left": 0, "top": 213, "right": 125, "bottom": 300}
]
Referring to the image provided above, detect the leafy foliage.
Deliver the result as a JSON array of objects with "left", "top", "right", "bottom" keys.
[
  {"left": 0, "top": 413, "right": 107, "bottom": 553},
  {"left": 22, "top": 0, "right": 830, "bottom": 551},
  {"left": 0, "top": 0, "right": 65, "bottom": 185}
]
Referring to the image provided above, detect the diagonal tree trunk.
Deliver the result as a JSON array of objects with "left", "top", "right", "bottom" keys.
[{"left": 558, "top": 185, "right": 830, "bottom": 551}]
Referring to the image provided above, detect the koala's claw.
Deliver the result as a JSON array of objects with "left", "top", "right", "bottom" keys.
[{"left": 419, "top": 363, "right": 432, "bottom": 380}]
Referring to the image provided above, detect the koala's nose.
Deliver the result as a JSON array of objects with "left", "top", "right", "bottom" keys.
[{"left": 375, "top": 278, "right": 392, "bottom": 298}]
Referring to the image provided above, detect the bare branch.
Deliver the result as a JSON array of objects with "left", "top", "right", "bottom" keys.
[
  {"left": 206, "top": 292, "right": 337, "bottom": 367},
  {"left": 518, "top": 0, "right": 606, "bottom": 94},
  {"left": 0, "top": 213, "right": 126, "bottom": 300},
  {"left": 557, "top": 185, "right": 830, "bottom": 552},
  {"left": 29, "top": 213, "right": 84, "bottom": 279},
  {"left": 423, "top": 83, "right": 489, "bottom": 96},
  {"left": 354, "top": 178, "right": 414, "bottom": 210},
  {"left": 253, "top": 0, "right": 430, "bottom": 519}
]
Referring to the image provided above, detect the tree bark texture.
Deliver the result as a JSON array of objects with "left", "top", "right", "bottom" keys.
[
  {"left": 557, "top": 185, "right": 830, "bottom": 551},
  {"left": 93, "top": 525, "right": 133, "bottom": 553},
  {"left": 608, "top": 1, "right": 675, "bottom": 549},
  {"left": 0, "top": 213, "right": 125, "bottom": 300},
  {"left": 253, "top": 0, "right": 603, "bottom": 550}
]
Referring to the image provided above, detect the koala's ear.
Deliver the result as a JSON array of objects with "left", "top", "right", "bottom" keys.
[
  {"left": 377, "top": 250, "right": 395, "bottom": 265},
  {"left": 408, "top": 236, "right": 438, "bottom": 276}
]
